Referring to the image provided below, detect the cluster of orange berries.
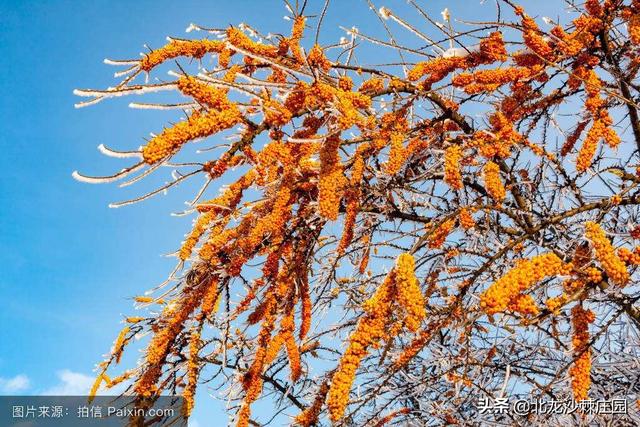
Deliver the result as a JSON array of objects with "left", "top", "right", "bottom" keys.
[
  {"left": 445, "top": 248, "right": 460, "bottom": 260},
  {"left": 452, "top": 66, "right": 539, "bottom": 95},
  {"left": 584, "top": 222, "right": 629, "bottom": 285},
  {"left": 407, "top": 31, "right": 507, "bottom": 89},
  {"left": 483, "top": 161, "right": 506, "bottom": 204},
  {"left": 180, "top": 211, "right": 215, "bottom": 261},
  {"left": 515, "top": 7, "right": 554, "bottom": 59},
  {"left": 569, "top": 305, "right": 595, "bottom": 401},
  {"left": 428, "top": 219, "right": 455, "bottom": 249},
  {"left": 575, "top": 129, "right": 599, "bottom": 172},
  {"left": 359, "top": 77, "right": 385, "bottom": 93},
  {"left": 253, "top": 140, "right": 294, "bottom": 184},
  {"left": 476, "top": 31, "right": 509, "bottom": 63},
  {"left": 391, "top": 321, "right": 443, "bottom": 370},
  {"left": 545, "top": 295, "right": 568, "bottom": 314},
  {"left": 226, "top": 26, "right": 278, "bottom": 58},
  {"left": 338, "top": 153, "right": 365, "bottom": 254},
  {"left": 466, "top": 131, "right": 495, "bottom": 159},
  {"left": 142, "top": 104, "right": 242, "bottom": 164},
  {"left": 384, "top": 131, "right": 408, "bottom": 175},
  {"left": 327, "top": 253, "right": 425, "bottom": 422},
  {"left": 334, "top": 87, "right": 372, "bottom": 130},
  {"left": 180, "top": 170, "right": 256, "bottom": 262},
  {"left": 307, "top": 44, "right": 331, "bottom": 72},
  {"left": 466, "top": 115, "right": 520, "bottom": 159},
  {"left": 262, "top": 311, "right": 301, "bottom": 381},
  {"left": 282, "top": 313, "right": 302, "bottom": 381},
  {"left": 585, "top": 266, "right": 603, "bottom": 284},
  {"left": 139, "top": 39, "right": 224, "bottom": 72},
  {"left": 585, "top": 0, "right": 605, "bottom": 17},
  {"left": 560, "top": 266, "right": 602, "bottom": 294},
  {"left": 283, "top": 80, "right": 371, "bottom": 131},
  {"left": 337, "top": 76, "right": 353, "bottom": 91},
  {"left": 299, "top": 281, "right": 311, "bottom": 341},
  {"left": 480, "top": 253, "right": 571, "bottom": 315},
  {"left": 182, "top": 329, "right": 201, "bottom": 416},
  {"left": 262, "top": 99, "right": 293, "bottom": 127},
  {"left": 444, "top": 145, "right": 463, "bottom": 190},
  {"left": 203, "top": 170, "right": 257, "bottom": 217},
  {"left": 203, "top": 154, "right": 243, "bottom": 180},
  {"left": 237, "top": 267, "right": 305, "bottom": 427},
  {"left": 294, "top": 382, "right": 330, "bottom": 426},
  {"left": 580, "top": 69, "right": 607, "bottom": 114},
  {"left": 327, "top": 273, "right": 393, "bottom": 422},
  {"left": 135, "top": 278, "right": 211, "bottom": 397},
  {"left": 571, "top": 67, "right": 621, "bottom": 172},
  {"left": 199, "top": 279, "right": 221, "bottom": 320},
  {"left": 561, "top": 120, "right": 589, "bottom": 157},
  {"left": 89, "top": 371, "right": 108, "bottom": 402},
  {"left": 406, "top": 136, "right": 431, "bottom": 158},
  {"left": 623, "top": 5, "right": 640, "bottom": 44},
  {"left": 508, "top": 294, "right": 540, "bottom": 316},
  {"left": 395, "top": 253, "right": 427, "bottom": 332},
  {"left": 358, "top": 233, "right": 372, "bottom": 274},
  {"left": 486, "top": 4, "right": 624, "bottom": 173},
  {"left": 197, "top": 221, "right": 235, "bottom": 267},
  {"left": 617, "top": 247, "right": 640, "bottom": 265},
  {"left": 177, "top": 76, "right": 230, "bottom": 109},
  {"left": 458, "top": 207, "right": 476, "bottom": 230},
  {"left": 241, "top": 183, "right": 293, "bottom": 258},
  {"left": 112, "top": 326, "right": 130, "bottom": 364},
  {"left": 407, "top": 57, "right": 466, "bottom": 88},
  {"left": 289, "top": 16, "right": 306, "bottom": 64},
  {"left": 318, "top": 135, "right": 347, "bottom": 220},
  {"left": 563, "top": 279, "right": 584, "bottom": 294},
  {"left": 489, "top": 112, "right": 525, "bottom": 158},
  {"left": 549, "top": 25, "right": 583, "bottom": 58}
]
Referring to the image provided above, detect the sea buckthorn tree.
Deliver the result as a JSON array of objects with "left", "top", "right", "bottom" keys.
[{"left": 75, "top": 0, "right": 640, "bottom": 425}]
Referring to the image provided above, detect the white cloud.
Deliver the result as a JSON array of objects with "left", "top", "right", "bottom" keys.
[
  {"left": 0, "top": 374, "right": 31, "bottom": 393},
  {"left": 43, "top": 370, "right": 93, "bottom": 395}
]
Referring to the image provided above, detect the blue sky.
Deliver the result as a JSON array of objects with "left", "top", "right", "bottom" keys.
[{"left": 0, "top": 0, "right": 562, "bottom": 424}]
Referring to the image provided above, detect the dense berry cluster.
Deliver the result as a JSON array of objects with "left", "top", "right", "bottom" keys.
[
  {"left": 444, "top": 145, "right": 463, "bottom": 190},
  {"left": 570, "top": 305, "right": 595, "bottom": 401},
  {"left": 139, "top": 39, "right": 224, "bottom": 71},
  {"left": 480, "top": 253, "right": 571, "bottom": 315},
  {"left": 428, "top": 219, "right": 455, "bottom": 249},
  {"left": 458, "top": 208, "right": 476, "bottom": 230},
  {"left": 327, "top": 253, "right": 425, "bottom": 421},
  {"left": 483, "top": 161, "right": 506, "bottom": 204},
  {"left": 585, "top": 222, "right": 629, "bottom": 285}
]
